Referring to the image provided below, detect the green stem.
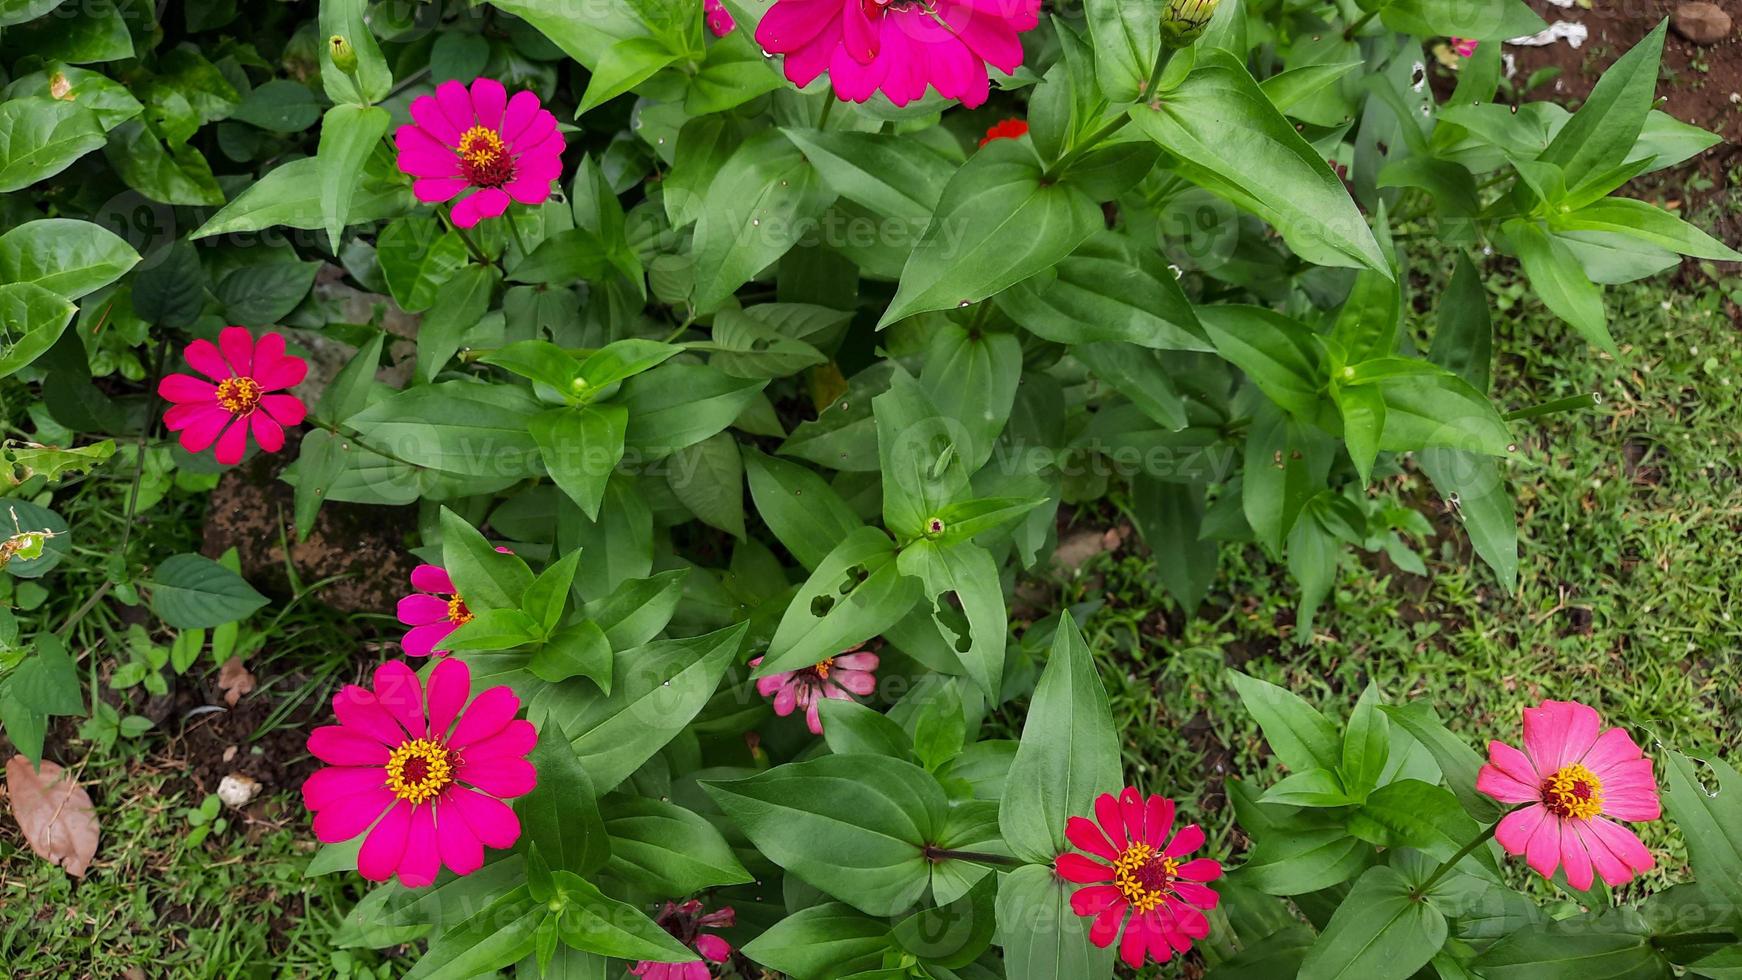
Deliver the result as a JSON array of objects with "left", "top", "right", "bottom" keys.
[
  {"left": 818, "top": 94, "right": 836, "bottom": 130},
  {"left": 1343, "top": 7, "right": 1379, "bottom": 40},
  {"left": 1652, "top": 932, "right": 1739, "bottom": 950},
  {"left": 505, "top": 207, "right": 531, "bottom": 259},
  {"left": 309, "top": 416, "right": 425, "bottom": 470},
  {"left": 1412, "top": 821, "right": 1499, "bottom": 898},
  {"left": 1044, "top": 47, "right": 1174, "bottom": 182},
  {"left": 924, "top": 847, "right": 1023, "bottom": 868},
  {"left": 441, "top": 208, "right": 492, "bottom": 266},
  {"left": 1144, "top": 44, "right": 1176, "bottom": 98}
]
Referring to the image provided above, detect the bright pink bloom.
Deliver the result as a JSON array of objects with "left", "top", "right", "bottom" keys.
[
  {"left": 397, "top": 564, "right": 474, "bottom": 658},
  {"left": 1477, "top": 699, "right": 1660, "bottom": 891},
  {"left": 302, "top": 658, "right": 536, "bottom": 887},
  {"left": 1056, "top": 788, "right": 1222, "bottom": 970},
  {"left": 394, "top": 78, "right": 565, "bottom": 228},
  {"left": 751, "top": 644, "right": 879, "bottom": 734},
  {"left": 630, "top": 901, "right": 736, "bottom": 979},
  {"left": 979, "top": 117, "right": 1028, "bottom": 147},
  {"left": 754, "top": 0, "right": 1040, "bottom": 108},
  {"left": 1451, "top": 37, "right": 1479, "bottom": 58},
  {"left": 705, "top": 0, "right": 736, "bottom": 36},
  {"left": 158, "top": 326, "right": 307, "bottom": 466}
]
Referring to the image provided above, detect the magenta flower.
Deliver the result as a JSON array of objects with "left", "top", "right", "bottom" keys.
[
  {"left": 302, "top": 659, "right": 536, "bottom": 886},
  {"left": 704, "top": 0, "right": 736, "bottom": 36},
  {"left": 396, "top": 564, "right": 474, "bottom": 658},
  {"left": 755, "top": 0, "right": 1041, "bottom": 108},
  {"left": 158, "top": 326, "right": 307, "bottom": 466},
  {"left": 1451, "top": 37, "right": 1479, "bottom": 58},
  {"left": 630, "top": 901, "right": 736, "bottom": 979},
  {"left": 1477, "top": 699, "right": 1661, "bottom": 891},
  {"left": 1056, "top": 788, "right": 1222, "bottom": 969},
  {"left": 751, "top": 644, "right": 879, "bottom": 734},
  {"left": 394, "top": 78, "right": 565, "bottom": 228}
]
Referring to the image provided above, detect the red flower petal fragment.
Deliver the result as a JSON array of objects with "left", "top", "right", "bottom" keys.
[{"left": 979, "top": 118, "right": 1029, "bottom": 146}]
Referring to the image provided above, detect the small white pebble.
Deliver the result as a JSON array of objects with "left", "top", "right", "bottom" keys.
[{"left": 218, "top": 773, "right": 262, "bottom": 808}]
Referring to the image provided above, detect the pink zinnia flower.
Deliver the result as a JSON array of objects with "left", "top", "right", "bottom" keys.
[
  {"left": 302, "top": 658, "right": 536, "bottom": 887},
  {"left": 158, "top": 326, "right": 307, "bottom": 466},
  {"left": 755, "top": 0, "right": 1040, "bottom": 108},
  {"left": 979, "top": 117, "right": 1028, "bottom": 147},
  {"left": 630, "top": 900, "right": 736, "bottom": 979},
  {"left": 1451, "top": 37, "right": 1479, "bottom": 58},
  {"left": 394, "top": 78, "right": 565, "bottom": 228},
  {"left": 704, "top": 0, "right": 736, "bottom": 36},
  {"left": 1056, "top": 788, "right": 1222, "bottom": 970},
  {"left": 396, "top": 563, "right": 476, "bottom": 658},
  {"left": 1477, "top": 699, "right": 1660, "bottom": 891},
  {"left": 750, "top": 644, "right": 879, "bottom": 734}
]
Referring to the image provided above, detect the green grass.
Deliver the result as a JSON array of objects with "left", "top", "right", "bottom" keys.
[{"left": 1032, "top": 260, "right": 1742, "bottom": 912}]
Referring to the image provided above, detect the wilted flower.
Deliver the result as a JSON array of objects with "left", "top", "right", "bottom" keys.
[
  {"left": 630, "top": 900, "right": 736, "bottom": 979},
  {"left": 1056, "top": 788, "right": 1221, "bottom": 969},
  {"left": 159, "top": 327, "right": 307, "bottom": 466},
  {"left": 751, "top": 644, "right": 880, "bottom": 734},
  {"left": 704, "top": 0, "right": 736, "bottom": 37},
  {"left": 1451, "top": 37, "right": 1479, "bottom": 58},
  {"left": 302, "top": 659, "right": 536, "bottom": 887},
  {"left": 979, "top": 118, "right": 1029, "bottom": 147},
  {"left": 1477, "top": 699, "right": 1660, "bottom": 891},
  {"left": 394, "top": 78, "right": 565, "bottom": 228},
  {"left": 1160, "top": 0, "right": 1220, "bottom": 47},
  {"left": 755, "top": 0, "right": 1041, "bottom": 108}
]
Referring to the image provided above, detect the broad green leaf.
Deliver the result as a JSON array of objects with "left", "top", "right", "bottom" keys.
[
  {"left": 1335, "top": 384, "right": 1386, "bottom": 486},
  {"left": 1380, "top": 702, "right": 1503, "bottom": 823},
  {"left": 689, "top": 130, "right": 833, "bottom": 312},
  {"left": 1473, "top": 913, "right": 1665, "bottom": 979},
  {"left": 997, "top": 233, "right": 1206, "bottom": 350},
  {"left": 191, "top": 156, "right": 412, "bottom": 239},
  {"left": 686, "top": 31, "right": 786, "bottom": 115},
  {"left": 600, "top": 795, "right": 752, "bottom": 894},
  {"left": 1000, "top": 612, "right": 1121, "bottom": 864},
  {"left": 1661, "top": 750, "right": 1742, "bottom": 923},
  {"left": 1127, "top": 50, "right": 1388, "bottom": 274},
  {"left": 1261, "top": 768, "right": 1353, "bottom": 807},
  {"left": 782, "top": 128, "right": 953, "bottom": 222},
  {"left": 578, "top": 37, "right": 681, "bottom": 115},
  {"left": 417, "top": 264, "right": 500, "bottom": 383},
  {"left": 216, "top": 260, "right": 320, "bottom": 327},
  {"left": 997, "top": 863, "right": 1117, "bottom": 980},
  {"left": 553, "top": 871, "right": 694, "bottom": 962},
  {"left": 0, "top": 219, "right": 138, "bottom": 300},
  {"left": 378, "top": 217, "right": 469, "bottom": 314},
  {"left": 756, "top": 526, "right": 920, "bottom": 676},
  {"left": 1299, "top": 865, "right": 1447, "bottom": 980},
  {"left": 743, "top": 448, "right": 863, "bottom": 570},
  {"left": 1129, "top": 476, "right": 1217, "bottom": 611},
  {"left": 509, "top": 228, "right": 610, "bottom": 285},
  {"left": 292, "top": 429, "right": 345, "bottom": 540},
  {"left": 1379, "top": 0, "right": 1544, "bottom": 40},
  {"left": 1551, "top": 198, "right": 1742, "bottom": 261},
  {"left": 1239, "top": 824, "right": 1373, "bottom": 895},
  {"left": 105, "top": 121, "right": 224, "bottom": 206},
  {"left": 531, "top": 404, "right": 627, "bottom": 520},
  {"left": 559, "top": 624, "right": 745, "bottom": 789},
  {"left": 667, "top": 431, "right": 745, "bottom": 538},
  {"left": 517, "top": 732, "right": 610, "bottom": 875},
  {"left": 6, "top": 1, "right": 130, "bottom": 62},
  {"left": 230, "top": 79, "right": 322, "bottom": 132},
  {"left": 0, "top": 0, "right": 62, "bottom": 27},
  {"left": 0, "top": 283, "right": 77, "bottom": 380},
  {"left": 1374, "top": 368, "right": 1513, "bottom": 456},
  {"left": 1229, "top": 669, "right": 1342, "bottom": 772},
  {"left": 1539, "top": 21, "right": 1667, "bottom": 186},
  {"left": 0, "top": 98, "right": 105, "bottom": 193},
  {"left": 919, "top": 323, "right": 1022, "bottom": 472},
  {"left": 1085, "top": 0, "right": 1162, "bottom": 102},
  {"left": 706, "top": 755, "right": 947, "bottom": 916},
  {"left": 402, "top": 887, "right": 542, "bottom": 980},
  {"left": 741, "top": 902, "right": 896, "bottom": 978},
  {"left": 897, "top": 539, "right": 1006, "bottom": 702},
  {"left": 527, "top": 621, "right": 612, "bottom": 689},
  {"left": 819, "top": 698, "right": 918, "bottom": 761},
  {"left": 347, "top": 381, "right": 542, "bottom": 477},
  {"left": 618, "top": 363, "right": 768, "bottom": 457},
  {"left": 438, "top": 506, "right": 533, "bottom": 610},
  {"left": 874, "top": 370, "right": 972, "bottom": 538},
  {"left": 320, "top": 0, "right": 393, "bottom": 105},
  {"left": 880, "top": 139, "right": 1101, "bottom": 327},
  {"left": 1198, "top": 305, "right": 1323, "bottom": 419},
  {"left": 145, "top": 554, "right": 268, "bottom": 628},
  {"left": 317, "top": 104, "right": 391, "bottom": 253},
  {"left": 314, "top": 332, "right": 386, "bottom": 424}
]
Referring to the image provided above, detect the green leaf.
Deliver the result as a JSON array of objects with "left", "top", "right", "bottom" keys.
[
  {"left": 1473, "top": 913, "right": 1665, "bottom": 979},
  {"left": 319, "top": 0, "right": 393, "bottom": 105},
  {"left": 1239, "top": 823, "right": 1373, "bottom": 895},
  {"left": 880, "top": 139, "right": 1101, "bottom": 327},
  {"left": 6, "top": 1, "right": 130, "bottom": 62},
  {"left": 531, "top": 405, "right": 627, "bottom": 521},
  {"left": 292, "top": 429, "right": 345, "bottom": 540},
  {"left": 480, "top": 340, "right": 583, "bottom": 392},
  {"left": 781, "top": 128, "right": 953, "bottom": 223},
  {"left": 1347, "top": 780, "right": 1483, "bottom": 865},
  {"left": 874, "top": 370, "right": 972, "bottom": 538},
  {"left": 104, "top": 121, "right": 224, "bottom": 206},
  {"left": 517, "top": 731, "right": 610, "bottom": 875},
  {"left": 1129, "top": 476, "right": 1218, "bottom": 611},
  {"left": 579, "top": 37, "right": 681, "bottom": 115},
  {"left": 216, "top": 260, "right": 320, "bottom": 327},
  {"left": 1661, "top": 750, "right": 1742, "bottom": 923},
  {"left": 442, "top": 608, "right": 542, "bottom": 651},
  {"left": 819, "top": 698, "right": 918, "bottom": 761},
  {"left": 5, "top": 635, "right": 84, "bottom": 718},
  {"left": 1299, "top": 865, "right": 1447, "bottom": 980},
  {"left": 1551, "top": 198, "right": 1742, "bottom": 261},
  {"left": 998, "top": 232, "right": 1206, "bottom": 350},
  {"left": 1341, "top": 683, "right": 1391, "bottom": 798},
  {"left": 347, "top": 380, "right": 539, "bottom": 474},
  {"left": 1379, "top": 0, "right": 1544, "bottom": 40},
  {"left": 705, "top": 308, "right": 829, "bottom": 380},
  {"left": 706, "top": 755, "right": 947, "bottom": 916},
  {"left": 1335, "top": 384, "right": 1386, "bottom": 486},
  {"left": 1228, "top": 669, "right": 1342, "bottom": 772},
  {"left": 553, "top": 871, "right": 694, "bottom": 962},
  {"left": 1380, "top": 702, "right": 1503, "bottom": 823},
  {"left": 582, "top": 569, "right": 688, "bottom": 649},
  {"left": 600, "top": 795, "right": 752, "bottom": 894},
  {"left": 317, "top": 104, "right": 391, "bottom": 253},
  {"left": 740, "top": 903, "right": 896, "bottom": 978},
  {"left": 509, "top": 228, "right": 610, "bottom": 285},
  {"left": 559, "top": 624, "right": 745, "bottom": 789},
  {"left": 0, "top": 0, "right": 63, "bottom": 27},
  {"left": 689, "top": 130, "right": 833, "bottom": 312},
  {"left": 1127, "top": 50, "right": 1388, "bottom": 274},
  {"left": 145, "top": 554, "right": 268, "bottom": 628},
  {"left": 403, "top": 887, "right": 542, "bottom": 980},
  {"left": 527, "top": 621, "right": 612, "bottom": 688},
  {"left": 0, "top": 283, "right": 77, "bottom": 380},
  {"left": 1085, "top": 0, "right": 1161, "bottom": 102},
  {"left": 378, "top": 218, "right": 469, "bottom": 314},
  {"left": 1372, "top": 367, "right": 1512, "bottom": 456},
  {"left": 1198, "top": 305, "right": 1323, "bottom": 419},
  {"left": 1539, "top": 21, "right": 1667, "bottom": 186},
  {"left": 192, "top": 156, "right": 412, "bottom": 239},
  {"left": 1000, "top": 612, "right": 1121, "bottom": 864},
  {"left": 0, "top": 219, "right": 138, "bottom": 300},
  {"left": 230, "top": 79, "right": 322, "bottom": 133},
  {"left": 997, "top": 863, "right": 1117, "bottom": 980},
  {"left": 417, "top": 264, "right": 500, "bottom": 384},
  {"left": 743, "top": 448, "right": 863, "bottom": 570},
  {"left": 522, "top": 553, "right": 582, "bottom": 633},
  {"left": 667, "top": 432, "right": 745, "bottom": 538},
  {"left": 618, "top": 363, "right": 768, "bottom": 457},
  {"left": 686, "top": 31, "right": 786, "bottom": 115},
  {"left": 896, "top": 539, "right": 1006, "bottom": 702},
  {"left": 755, "top": 526, "right": 920, "bottom": 676},
  {"left": 0, "top": 98, "right": 105, "bottom": 193},
  {"left": 1262, "top": 768, "right": 1353, "bottom": 807},
  {"left": 313, "top": 332, "right": 386, "bottom": 425},
  {"left": 438, "top": 506, "right": 533, "bottom": 610}
]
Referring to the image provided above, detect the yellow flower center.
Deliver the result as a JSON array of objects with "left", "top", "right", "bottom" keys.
[
  {"left": 385, "top": 738, "right": 456, "bottom": 804},
  {"left": 812, "top": 656, "right": 836, "bottom": 679},
  {"left": 1542, "top": 763, "right": 1604, "bottom": 821},
  {"left": 1112, "top": 842, "right": 1179, "bottom": 914},
  {"left": 214, "top": 377, "right": 263, "bottom": 416},
  {"left": 446, "top": 595, "right": 473, "bottom": 626},
  {"left": 457, "top": 125, "right": 514, "bottom": 188}
]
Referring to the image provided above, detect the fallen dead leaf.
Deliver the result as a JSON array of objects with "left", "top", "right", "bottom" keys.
[
  {"left": 5, "top": 755, "right": 99, "bottom": 877},
  {"left": 218, "top": 656, "right": 256, "bottom": 706}
]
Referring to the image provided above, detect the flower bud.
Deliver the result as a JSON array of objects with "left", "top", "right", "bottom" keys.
[
  {"left": 328, "top": 34, "right": 358, "bottom": 73},
  {"left": 1160, "top": 0, "right": 1220, "bottom": 47}
]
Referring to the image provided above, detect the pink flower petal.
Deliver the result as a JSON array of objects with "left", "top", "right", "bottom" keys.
[
  {"left": 1119, "top": 787, "right": 1146, "bottom": 848},
  {"left": 1065, "top": 815, "right": 1119, "bottom": 861},
  {"left": 695, "top": 934, "right": 731, "bottom": 963},
  {"left": 459, "top": 757, "right": 536, "bottom": 798},
  {"left": 451, "top": 188, "right": 510, "bottom": 228},
  {"left": 1494, "top": 803, "right": 1546, "bottom": 856},
  {"left": 357, "top": 799, "right": 414, "bottom": 882},
  {"left": 1523, "top": 700, "right": 1601, "bottom": 773},
  {"left": 804, "top": 699, "right": 823, "bottom": 734},
  {"left": 415, "top": 176, "right": 470, "bottom": 203},
  {"left": 218, "top": 326, "right": 255, "bottom": 377},
  {"left": 308, "top": 725, "right": 392, "bottom": 766},
  {"left": 1088, "top": 901, "right": 1126, "bottom": 948},
  {"left": 504, "top": 173, "right": 555, "bottom": 206},
  {"left": 449, "top": 686, "right": 521, "bottom": 747},
  {"left": 447, "top": 786, "right": 521, "bottom": 848},
  {"left": 772, "top": 679, "right": 800, "bottom": 717},
  {"left": 158, "top": 373, "right": 216, "bottom": 404},
  {"left": 183, "top": 339, "right": 233, "bottom": 382},
  {"left": 469, "top": 78, "right": 507, "bottom": 131},
  {"left": 1163, "top": 824, "right": 1204, "bottom": 859},
  {"left": 172, "top": 405, "right": 231, "bottom": 451},
  {"left": 434, "top": 796, "right": 486, "bottom": 875},
  {"left": 260, "top": 393, "right": 306, "bottom": 427},
  {"left": 303, "top": 765, "right": 388, "bottom": 812},
  {"left": 408, "top": 93, "right": 462, "bottom": 145},
  {"left": 434, "top": 80, "right": 476, "bottom": 135},
  {"left": 1069, "top": 884, "right": 1122, "bottom": 916},
  {"left": 251, "top": 332, "right": 308, "bottom": 390},
  {"left": 461, "top": 719, "right": 536, "bottom": 761},
  {"left": 312, "top": 785, "right": 394, "bottom": 842},
  {"left": 1524, "top": 812, "right": 1563, "bottom": 882},
  {"left": 426, "top": 656, "right": 472, "bottom": 739},
  {"left": 213, "top": 416, "right": 250, "bottom": 465},
  {"left": 402, "top": 621, "right": 456, "bottom": 658},
  {"left": 1144, "top": 795, "right": 1175, "bottom": 847},
  {"left": 757, "top": 0, "right": 838, "bottom": 54},
  {"left": 1478, "top": 740, "right": 1542, "bottom": 803},
  {"left": 398, "top": 803, "right": 442, "bottom": 887},
  {"left": 333, "top": 684, "right": 411, "bottom": 746},
  {"left": 249, "top": 413, "right": 285, "bottom": 454},
  {"left": 833, "top": 652, "right": 878, "bottom": 671},
  {"left": 1094, "top": 792, "right": 1127, "bottom": 850},
  {"left": 830, "top": 668, "right": 876, "bottom": 696},
  {"left": 1118, "top": 909, "right": 1148, "bottom": 969},
  {"left": 398, "top": 594, "right": 452, "bottom": 627},
  {"left": 1056, "top": 853, "right": 1113, "bottom": 883},
  {"left": 501, "top": 91, "right": 543, "bottom": 142},
  {"left": 1560, "top": 823, "right": 1595, "bottom": 891},
  {"left": 1175, "top": 857, "right": 1221, "bottom": 882},
  {"left": 1584, "top": 816, "right": 1653, "bottom": 881},
  {"left": 783, "top": 19, "right": 842, "bottom": 87},
  {"left": 411, "top": 564, "right": 456, "bottom": 595},
  {"left": 372, "top": 660, "right": 427, "bottom": 738},
  {"left": 1173, "top": 880, "right": 1219, "bottom": 910}
]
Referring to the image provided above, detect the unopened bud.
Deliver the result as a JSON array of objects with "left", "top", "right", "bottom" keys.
[
  {"left": 328, "top": 35, "right": 358, "bottom": 73},
  {"left": 1161, "top": 0, "right": 1220, "bottom": 47}
]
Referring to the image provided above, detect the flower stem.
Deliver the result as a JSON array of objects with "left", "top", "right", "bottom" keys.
[
  {"left": 1143, "top": 45, "right": 1176, "bottom": 99},
  {"left": 441, "top": 208, "right": 492, "bottom": 266},
  {"left": 1412, "top": 821, "right": 1499, "bottom": 898},
  {"left": 505, "top": 208, "right": 531, "bottom": 259},
  {"left": 1343, "top": 7, "right": 1379, "bottom": 40},
  {"left": 923, "top": 847, "right": 1024, "bottom": 868},
  {"left": 1043, "top": 48, "right": 1173, "bottom": 183},
  {"left": 818, "top": 94, "right": 836, "bottom": 130}
]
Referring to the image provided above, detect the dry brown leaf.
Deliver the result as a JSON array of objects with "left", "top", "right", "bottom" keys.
[
  {"left": 218, "top": 656, "right": 256, "bottom": 706},
  {"left": 5, "top": 755, "right": 99, "bottom": 877}
]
